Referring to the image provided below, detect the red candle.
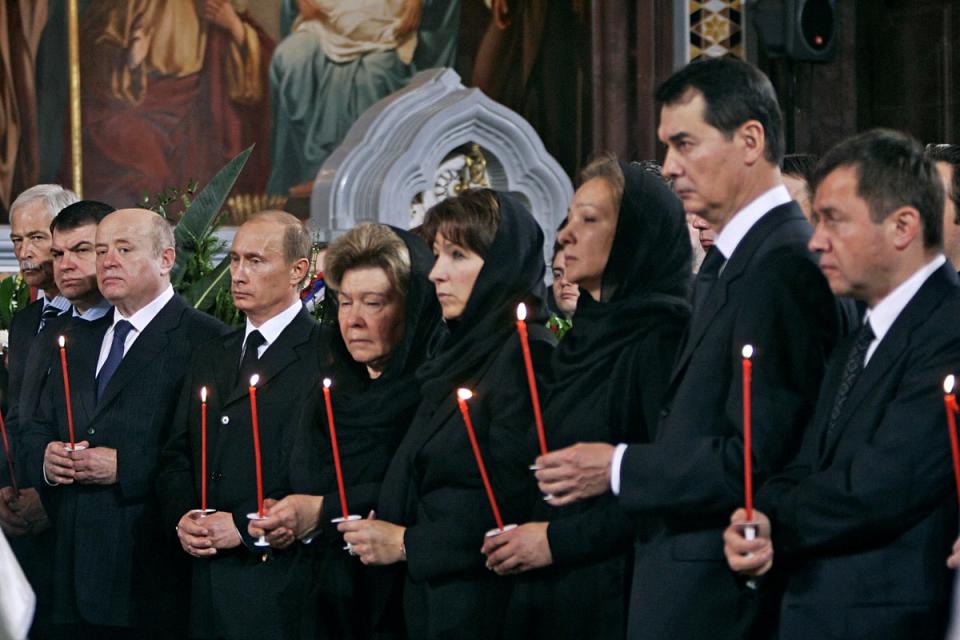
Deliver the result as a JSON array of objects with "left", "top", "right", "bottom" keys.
[
  {"left": 741, "top": 344, "right": 754, "bottom": 521},
  {"left": 0, "top": 408, "right": 18, "bottom": 497},
  {"left": 200, "top": 386, "right": 208, "bottom": 512},
  {"left": 456, "top": 388, "right": 505, "bottom": 531},
  {"left": 943, "top": 375, "right": 960, "bottom": 503},
  {"left": 516, "top": 303, "right": 548, "bottom": 455},
  {"left": 248, "top": 375, "right": 265, "bottom": 518},
  {"left": 322, "top": 378, "right": 350, "bottom": 520},
  {"left": 58, "top": 336, "right": 76, "bottom": 449}
]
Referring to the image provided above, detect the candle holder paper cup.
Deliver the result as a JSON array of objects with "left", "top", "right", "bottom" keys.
[
  {"left": 189, "top": 508, "right": 217, "bottom": 518},
  {"left": 485, "top": 523, "right": 518, "bottom": 538},
  {"left": 332, "top": 514, "right": 362, "bottom": 553},
  {"left": 63, "top": 443, "right": 86, "bottom": 453},
  {"left": 734, "top": 521, "right": 761, "bottom": 590},
  {"left": 246, "top": 512, "right": 271, "bottom": 547}
]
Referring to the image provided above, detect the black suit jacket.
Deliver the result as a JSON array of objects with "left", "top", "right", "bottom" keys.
[
  {"left": 373, "top": 331, "right": 553, "bottom": 639},
  {"left": 157, "top": 306, "right": 326, "bottom": 640},
  {"left": 6, "top": 299, "right": 44, "bottom": 408},
  {"left": 21, "top": 294, "right": 227, "bottom": 629},
  {"left": 758, "top": 263, "right": 960, "bottom": 640},
  {"left": 4, "top": 313, "right": 73, "bottom": 488},
  {"left": 616, "top": 202, "right": 839, "bottom": 640}
]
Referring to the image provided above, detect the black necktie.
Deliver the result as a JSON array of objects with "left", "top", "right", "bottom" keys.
[
  {"left": 97, "top": 320, "right": 134, "bottom": 400},
  {"left": 38, "top": 304, "right": 62, "bottom": 333},
  {"left": 822, "top": 320, "right": 875, "bottom": 447},
  {"left": 237, "top": 330, "right": 266, "bottom": 387},
  {"left": 692, "top": 247, "right": 725, "bottom": 317}
]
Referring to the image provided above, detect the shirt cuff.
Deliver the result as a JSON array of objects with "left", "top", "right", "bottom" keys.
[
  {"left": 42, "top": 464, "right": 58, "bottom": 487},
  {"left": 610, "top": 443, "right": 628, "bottom": 496}
]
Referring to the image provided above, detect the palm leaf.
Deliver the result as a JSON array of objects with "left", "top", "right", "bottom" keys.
[
  {"left": 183, "top": 254, "right": 232, "bottom": 312},
  {"left": 172, "top": 145, "right": 253, "bottom": 285}
]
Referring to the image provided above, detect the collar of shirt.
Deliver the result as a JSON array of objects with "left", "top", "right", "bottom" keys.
[
  {"left": 243, "top": 299, "right": 303, "bottom": 358},
  {"left": 73, "top": 298, "right": 112, "bottom": 322},
  {"left": 41, "top": 292, "right": 71, "bottom": 314},
  {"left": 863, "top": 255, "right": 946, "bottom": 364},
  {"left": 714, "top": 185, "right": 793, "bottom": 260}
]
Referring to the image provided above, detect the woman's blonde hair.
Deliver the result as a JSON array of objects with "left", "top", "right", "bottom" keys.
[{"left": 325, "top": 223, "right": 411, "bottom": 300}]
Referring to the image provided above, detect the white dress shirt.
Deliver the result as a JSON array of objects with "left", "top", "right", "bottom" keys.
[
  {"left": 862, "top": 255, "right": 946, "bottom": 365},
  {"left": 95, "top": 285, "right": 174, "bottom": 376},
  {"left": 241, "top": 299, "right": 303, "bottom": 362},
  {"left": 611, "top": 184, "right": 793, "bottom": 495},
  {"left": 72, "top": 298, "right": 112, "bottom": 322}
]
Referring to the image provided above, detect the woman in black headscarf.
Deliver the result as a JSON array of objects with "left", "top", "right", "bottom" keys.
[
  {"left": 249, "top": 223, "right": 442, "bottom": 639},
  {"left": 338, "top": 189, "right": 556, "bottom": 639},
  {"left": 482, "top": 157, "right": 693, "bottom": 639}
]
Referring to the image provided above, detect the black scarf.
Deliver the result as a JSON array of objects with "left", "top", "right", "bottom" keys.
[
  {"left": 416, "top": 191, "right": 547, "bottom": 405},
  {"left": 290, "top": 227, "right": 442, "bottom": 492},
  {"left": 544, "top": 162, "right": 693, "bottom": 444}
]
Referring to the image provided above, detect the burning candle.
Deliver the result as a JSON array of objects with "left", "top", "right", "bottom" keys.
[
  {"left": 0, "top": 410, "right": 18, "bottom": 497},
  {"left": 248, "top": 375, "right": 264, "bottom": 518},
  {"left": 322, "top": 378, "right": 350, "bottom": 520},
  {"left": 943, "top": 375, "right": 960, "bottom": 503},
  {"left": 516, "top": 303, "right": 548, "bottom": 456},
  {"left": 741, "top": 344, "right": 754, "bottom": 522},
  {"left": 58, "top": 336, "right": 77, "bottom": 450},
  {"left": 456, "top": 388, "right": 505, "bottom": 531},
  {"left": 200, "top": 386, "right": 208, "bottom": 513}
]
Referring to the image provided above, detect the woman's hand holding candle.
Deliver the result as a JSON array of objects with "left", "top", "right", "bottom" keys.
[
  {"left": 338, "top": 511, "right": 406, "bottom": 565},
  {"left": 250, "top": 495, "right": 324, "bottom": 548},
  {"left": 481, "top": 521, "right": 553, "bottom": 575}
]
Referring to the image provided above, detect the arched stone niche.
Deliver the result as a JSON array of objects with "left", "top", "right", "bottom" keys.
[{"left": 309, "top": 68, "right": 573, "bottom": 263}]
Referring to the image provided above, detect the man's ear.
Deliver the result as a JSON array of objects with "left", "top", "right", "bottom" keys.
[
  {"left": 889, "top": 206, "right": 922, "bottom": 251},
  {"left": 736, "top": 119, "right": 767, "bottom": 166}
]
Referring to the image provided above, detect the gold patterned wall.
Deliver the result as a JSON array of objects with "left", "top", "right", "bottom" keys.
[{"left": 687, "top": 0, "right": 745, "bottom": 61}]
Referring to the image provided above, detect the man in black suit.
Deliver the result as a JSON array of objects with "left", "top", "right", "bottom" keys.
[
  {"left": 157, "top": 211, "right": 322, "bottom": 639},
  {"left": 725, "top": 130, "right": 960, "bottom": 639},
  {"left": 0, "top": 200, "right": 113, "bottom": 639},
  {"left": 21, "top": 208, "right": 226, "bottom": 638},
  {"left": 534, "top": 57, "right": 839, "bottom": 639}
]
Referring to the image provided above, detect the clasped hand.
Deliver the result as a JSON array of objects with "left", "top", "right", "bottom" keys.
[
  {"left": 177, "top": 510, "right": 241, "bottom": 558},
  {"left": 43, "top": 441, "right": 117, "bottom": 485}
]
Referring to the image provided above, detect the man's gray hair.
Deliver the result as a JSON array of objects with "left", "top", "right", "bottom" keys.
[{"left": 10, "top": 184, "right": 79, "bottom": 218}]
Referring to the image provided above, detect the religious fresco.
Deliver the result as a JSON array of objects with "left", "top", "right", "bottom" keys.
[{"left": 1, "top": 0, "right": 586, "bottom": 222}]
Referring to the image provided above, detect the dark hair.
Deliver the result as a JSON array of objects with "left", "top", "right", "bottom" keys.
[
  {"left": 813, "top": 129, "right": 944, "bottom": 250},
  {"left": 50, "top": 200, "right": 115, "bottom": 233},
  {"left": 781, "top": 153, "right": 819, "bottom": 184},
  {"left": 421, "top": 189, "right": 501, "bottom": 258},
  {"left": 925, "top": 143, "right": 960, "bottom": 225},
  {"left": 655, "top": 56, "right": 785, "bottom": 164}
]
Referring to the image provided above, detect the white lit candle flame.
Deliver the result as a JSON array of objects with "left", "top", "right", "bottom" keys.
[
  {"left": 516, "top": 302, "right": 527, "bottom": 322},
  {"left": 945, "top": 375, "right": 956, "bottom": 395},
  {"left": 457, "top": 388, "right": 473, "bottom": 401},
  {"left": 58, "top": 335, "right": 65, "bottom": 348},
  {"left": 249, "top": 374, "right": 260, "bottom": 387},
  {"left": 200, "top": 386, "right": 207, "bottom": 402},
  {"left": 323, "top": 377, "right": 332, "bottom": 389},
  {"left": 741, "top": 344, "right": 754, "bottom": 360}
]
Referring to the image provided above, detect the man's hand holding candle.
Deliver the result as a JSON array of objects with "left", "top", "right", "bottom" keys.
[
  {"left": 535, "top": 442, "right": 615, "bottom": 506},
  {"left": 723, "top": 508, "right": 773, "bottom": 577}
]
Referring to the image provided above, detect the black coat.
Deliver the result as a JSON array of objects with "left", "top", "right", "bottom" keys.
[
  {"left": 157, "top": 306, "right": 333, "bottom": 640},
  {"left": 505, "top": 161, "right": 693, "bottom": 640},
  {"left": 372, "top": 191, "right": 555, "bottom": 639},
  {"left": 758, "top": 263, "right": 960, "bottom": 640},
  {"left": 282, "top": 227, "right": 442, "bottom": 640},
  {"left": 20, "top": 294, "right": 227, "bottom": 630},
  {"left": 617, "top": 201, "right": 840, "bottom": 640}
]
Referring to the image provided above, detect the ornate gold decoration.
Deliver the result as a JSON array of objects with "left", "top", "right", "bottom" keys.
[
  {"left": 224, "top": 193, "right": 289, "bottom": 225},
  {"left": 68, "top": 0, "right": 82, "bottom": 197}
]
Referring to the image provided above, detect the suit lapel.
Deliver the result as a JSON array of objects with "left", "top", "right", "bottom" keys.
[
  {"left": 93, "top": 297, "right": 185, "bottom": 417},
  {"left": 820, "top": 264, "right": 958, "bottom": 459},
  {"left": 64, "top": 315, "right": 109, "bottom": 425},
  {"left": 223, "top": 308, "right": 317, "bottom": 406},
  {"left": 669, "top": 203, "right": 804, "bottom": 388}
]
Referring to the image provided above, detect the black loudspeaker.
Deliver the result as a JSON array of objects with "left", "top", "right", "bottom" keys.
[{"left": 751, "top": 0, "right": 837, "bottom": 62}]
